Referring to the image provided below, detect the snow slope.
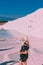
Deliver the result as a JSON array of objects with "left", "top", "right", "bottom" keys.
[
  {"left": 0, "top": 8, "right": 43, "bottom": 38},
  {"left": 0, "top": 8, "right": 43, "bottom": 65}
]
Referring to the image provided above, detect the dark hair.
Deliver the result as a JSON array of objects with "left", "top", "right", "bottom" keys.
[
  {"left": 24, "top": 42, "right": 29, "bottom": 46},
  {"left": 24, "top": 41, "right": 29, "bottom": 49},
  {"left": 24, "top": 41, "right": 29, "bottom": 47},
  {"left": 24, "top": 42, "right": 27, "bottom": 44}
]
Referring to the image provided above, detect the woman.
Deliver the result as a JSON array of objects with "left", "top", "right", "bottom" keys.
[{"left": 19, "top": 40, "right": 29, "bottom": 65}]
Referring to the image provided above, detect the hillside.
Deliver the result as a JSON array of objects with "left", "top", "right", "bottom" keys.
[
  {"left": 1, "top": 8, "right": 43, "bottom": 38},
  {"left": 0, "top": 20, "right": 7, "bottom": 25}
]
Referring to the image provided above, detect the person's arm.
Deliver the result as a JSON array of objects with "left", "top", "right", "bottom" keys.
[{"left": 20, "top": 50, "right": 28, "bottom": 54}]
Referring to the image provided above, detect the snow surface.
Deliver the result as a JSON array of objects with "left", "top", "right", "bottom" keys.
[
  {"left": 0, "top": 8, "right": 43, "bottom": 38},
  {"left": 0, "top": 8, "right": 43, "bottom": 65}
]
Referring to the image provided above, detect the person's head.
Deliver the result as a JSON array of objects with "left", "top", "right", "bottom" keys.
[{"left": 24, "top": 40, "right": 29, "bottom": 46}]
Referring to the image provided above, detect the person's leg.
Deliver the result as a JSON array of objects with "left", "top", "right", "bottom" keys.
[
  {"left": 22, "top": 61, "right": 27, "bottom": 65},
  {"left": 19, "top": 61, "right": 23, "bottom": 65},
  {"left": 25, "top": 61, "right": 27, "bottom": 65}
]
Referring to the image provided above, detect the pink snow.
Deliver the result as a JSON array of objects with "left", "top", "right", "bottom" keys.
[{"left": 0, "top": 8, "right": 43, "bottom": 65}]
